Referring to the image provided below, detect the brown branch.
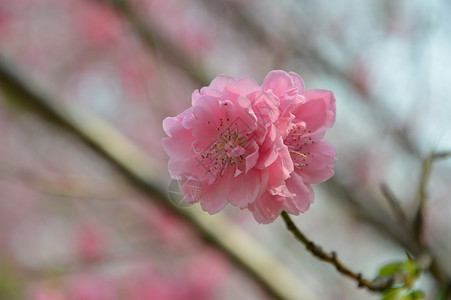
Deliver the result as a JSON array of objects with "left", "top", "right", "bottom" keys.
[
  {"left": 413, "top": 154, "right": 434, "bottom": 240},
  {"left": 413, "top": 150, "right": 451, "bottom": 241},
  {"left": 324, "top": 177, "right": 449, "bottom": 288},
  {"left": 96, "top": 0, "right": 210, "bottom": 86},
  {"left": 280, "top": 211, "right": 399, "bottom": 292},
  {"left": 433, "top": 151, "right": 451, "bottom": 160},
  {"left": 380, "top": 183, "right": 409, "bottom": 225}
]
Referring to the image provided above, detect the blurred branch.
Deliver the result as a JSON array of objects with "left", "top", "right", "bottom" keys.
[
  {"left": 413, "top": 151, "right": 451, "bottom": 242},
  {"left": 380, "top": 183, "right": 409, "bottom": 226},
  {"left": 413, "top": 154, "right": 433, "bottom": 240},
  {"left": 0, "top": 55, "right": 315, "bottom": 300},
  {"left": 0, "top": 160, "right": 127, "bottom": 200},
  {"left": 281, "top": 211, "right": 398, "bottom": 292},
  {"left": 95, "top": 0, "right": 210, "bottom": 86},
  {"left": 432, "top": 151, "right": 451, "bottom": 160},
  {"left": 324, "top": 177, "right": 449, "bottom": 290}
]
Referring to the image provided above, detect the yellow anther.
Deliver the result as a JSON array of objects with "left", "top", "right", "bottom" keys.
[{"left": 290, "top": 150, "right": 307, "bottom": 158}]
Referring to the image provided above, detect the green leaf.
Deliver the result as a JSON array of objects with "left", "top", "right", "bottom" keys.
[
  {"left": 382, "top": 288, "right": 403, "bottom": 300},
  {"left": 0, "top": 262, "right": 23, "bottom": 300},
  {"left": 379, "top": 262, "right": 404, "bottom": 277},
  {"left": 407, "top": 290, "right": 425, "bottom": 300}
]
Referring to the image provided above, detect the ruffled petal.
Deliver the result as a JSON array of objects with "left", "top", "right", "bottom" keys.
[
  {"left": 245, "top": 141, "right": 259, "bottom": 173},
  {"left": 249, "top": 192, "right": 284, "bottom": 224},
  {"left": 191, "top": 89, "right": 202, "bottom": 105},
  {"left": 226, "top": 169, "right": 261, "bottom": 208},
  {"left": 255, "top": 125, "right": 278, "bottom": 169},
  {"left": 295, "top": 140, "right": 336, "bottom": 184},
  {"left": 162, "top": 107, "right": 192, "bottom": 137},
  {"left": 208, "top": 75, "right": 235, "bottom": 93},
  {"left": 188, "top": 96, "right": 223, "bottom": 141},
  {"left": 167, "top": 158, "right": 213, "bottom": 183},
  {"left": 292, "top": 89, "right": 336, "bottom": 135},
  {"left": 199, "top": 179, "right": 229, "bottom": 214},
  {"left": 289, "top": 71, "right": 305, "bottom": 92},
  {"left": 248, "top": 91, "right": 280, "bottom": 124},
  {"left": 284, "top": 171, "right": 315, "bottom": 214},
  {"left": 224, "top": 77, "right": 260, "bottom": 99},
  {"left": 179, "top": 174, "right": 204, "bottom": 204},
  {"left": 161, "top": 135, "right": 194, "bottom": 160},
  {"left": 261, "top": 70, "right": 294, "bottom": 98}
]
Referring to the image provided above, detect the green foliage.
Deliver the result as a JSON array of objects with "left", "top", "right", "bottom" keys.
[
  {"left": 0, "top": 262, "right": 24, "bottom": 300},
  {"left": 381, "top": 288, "right": 425, "bottom": 300},
  {"left": 378, "top": 262, "right": 405, "bottom": 277},
  {"left": 378, "top": 255, "right": 424, "bottom": 300},
  {"left": 407, "top": 290, "right": 425, "bottom": 300}
]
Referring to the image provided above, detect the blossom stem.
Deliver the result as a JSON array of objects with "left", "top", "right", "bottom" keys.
[
  {"left": 380, "top": 183, "right": 409, "bottom": 226},
  {"left": 280, "top": 211, "right": 396, "bottom": 292}
]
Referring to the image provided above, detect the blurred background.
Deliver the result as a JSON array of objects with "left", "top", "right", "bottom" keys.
[{"left": 0, "top": 0, "right": 450, "bottom": 299}]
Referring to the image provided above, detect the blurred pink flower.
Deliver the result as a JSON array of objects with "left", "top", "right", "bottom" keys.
[
  {"left": 28, "top": 284, "right": 65, "bottom": 300},
  {"left": 75, "top": 224, "right": 105, "bottom": 262},
  {"left": 71, "top": 1, "right": 123, "bottom": 46},
  {"left": 249, "top": 71, "right": 336, "bottom": 223},
  {"left": 66, "top": 275, "right": 115, "bottom": 300},
  {"left": 162, "top": 71, "right": 336, "bottom": 223},
  {"left": 123, "top": 251, "right": 227, "bottom": 300},
  {"left": 162, "top": 75, "right": 293, "bottom": 217}
]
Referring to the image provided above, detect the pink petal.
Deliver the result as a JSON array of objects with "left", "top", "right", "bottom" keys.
[
  {"left": 235, "top": 96, "right": 258, "bottom": 132},
  {"left": 208, "top": 75, "right": 235, "bottom": 93},
  {"left": 168, "top": 158, "right": 212, "bottom": 183},
  {"left": 248, "top": 91, "right": 280, "bottom": 123},
  {"left": 226, "top": 169, "right": 261, "bottom": 208},
  {"left": 249, "top": 192, "right": 284, "bottom": 224},
  {"left": 188, "top": 96, "right": 223, "bottom": 141},
  {"left": 162, "top": 108, "right": 191, "bottom": 137},
  {"left": 224, "top": 77, "right": 260, "bottom": 98},
  {"left": 255, "top": 125, "right": 278, "bottom": 169},
  {"left": 245, "top": 141, "right": 259, "bottom": 173},
  {"left": 266, "top": 156, "right": 286, "bottom": 190},
  {"left": 289, "top": 71, "right": 305, "bottom": 92},
  {"left": 199, "top": 176, "right": 230, "bottom": 214},
  {"left": 179, "top": 174, "right": 204, "bottom": 204},
  {"left": 284, "top": 172, "right": 315, "bottom": 214},
  {"left": 161, "top": 135, "right": 194, "bottom": 160},
  {"left": 297, "top": 140, "right": 336, "bottom": 184},
  {"left": 261, "top": 70, "right": 294, "bottom": 98},
  {"left": 293, "top": 89, "right": 336, "bottom": 135},
  {"left": 191, "top": 89, "right": 202, "bottom": 105}
]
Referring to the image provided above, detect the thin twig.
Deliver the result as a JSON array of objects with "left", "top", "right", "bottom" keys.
[
  {"left": 380, "top": 183, "right": 409, "bottom": 225},
  {"left": 413, "top": 154, "right": 434, "bottom": 240},
  {"left": 280, "top": 211, "right": 397, "bottom": 292},
  {"left": 324, "top": 177, "right": 449, "bottom": 288},
  {"left": 433, "top": 151, "right": 451, "bottom": 160},
  {"left": 412, "top": 149, "right": 451, "bottom": 272}
]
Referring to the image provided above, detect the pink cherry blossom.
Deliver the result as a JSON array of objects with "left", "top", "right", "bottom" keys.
[
  {"left": 162, "top": 71, "right": 336, "bottom": 223},
  {"left": 162, "top": 75, "right": 293, "bottom": 216},
  {"left": 249, "top": 71, "right": 336, "bottom": 223},
  {"left": 75, "top": 224, "right": 105, "bottom": 262}
]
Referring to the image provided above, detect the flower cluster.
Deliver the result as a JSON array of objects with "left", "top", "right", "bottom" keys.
[{"left": 162, "top": 70, "right": 336, "bottom": 223}]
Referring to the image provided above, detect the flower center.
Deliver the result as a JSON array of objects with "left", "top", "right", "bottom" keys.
[
  {"left": 285, "top": 123, "right": 314, "bottom": 170},
  {"left": 199, "top": 118, "right": 247, "bottom": 177}
]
